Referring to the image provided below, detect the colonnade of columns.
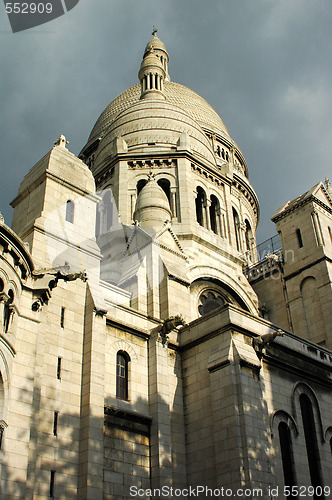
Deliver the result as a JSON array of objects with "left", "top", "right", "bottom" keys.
[{"left": 142, "top": 72, "right": 164, "bottom": 93}]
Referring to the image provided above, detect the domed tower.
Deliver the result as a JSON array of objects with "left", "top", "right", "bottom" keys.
[
  {"left": 143, "top": 28, "right": 170, "bottom": 81},
  {"left": 133, "top": 174, "right": 172, "bottom": 231},
  {"left": 80, "top": 31, "right": 260, "bottom": 320},
  {"left": 138, "top": 30, "right": 168, "bottom": 99}
]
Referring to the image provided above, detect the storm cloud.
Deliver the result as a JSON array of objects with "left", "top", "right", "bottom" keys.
[{"left": 1, "top": 0, "right": 331, "bottom": 241}]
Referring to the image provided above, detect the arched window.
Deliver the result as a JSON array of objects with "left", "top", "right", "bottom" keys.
[
  {"left": 157, "top": 178, "right": 171, "bottom": 204},
  {"left": 328, "top": 226, "right": 332, "bottom": 244},
  {"left": 209, "top": 195, "right": 220, "bottom": 235},
  {"left": 245, "top": 220, "right": 254, "bottom": 261},
  {"left": 137, "top": 179, "right": 148, "bottom": 195},
  {"left": 65, "top": 200, "right": 75, "bottom": 223},
  {"left": 232, "top": 208, "right": 241, "bottom": 251},
  {"left": 278, "top": 422, "right": 297, "bottom": 495},
  {"left": 300, "top": 394, "right": 323, "bottom": 497},
  {"left": 96, "top": 189, "right": 114, "bottom": 235},
  {"left": 3, "top": 289, "right": 14, "bottom": 333},
  {"left": 0, "top": 278, "right": 4, "bottom": 293},
  {"left": 245, "top": 220, "right": 252, "bottom": 251},
  {"left": 116, "top": 351, "right": 130, "bottom": 400},
  {"left": 198, "top": 290, "right": 225, "bottom": 316},
  {"left": 195, "top": 187, "right": 206, "bottom": 227}
]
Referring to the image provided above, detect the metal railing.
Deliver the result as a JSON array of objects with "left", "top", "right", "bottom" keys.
[{"left": 253, "top": 234, "right": 282, "bottom": 264}]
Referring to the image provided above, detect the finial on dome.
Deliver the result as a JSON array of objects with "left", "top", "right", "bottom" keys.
[{"left": 152, "top": 27, "right": 158, "bottom": 36}]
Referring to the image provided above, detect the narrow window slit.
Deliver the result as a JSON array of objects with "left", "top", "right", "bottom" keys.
[
  {"left": 53, "top": 411, "right": 59, "bottom": 437},
  {"left": 60, "top": 307, "right": 65, "bottom": 328},
  {"left": 57, "top": 358, "right": 62, "bottom": 380},
  {"left": 50, "top": 470, "right": 56, "bottom": 498}
]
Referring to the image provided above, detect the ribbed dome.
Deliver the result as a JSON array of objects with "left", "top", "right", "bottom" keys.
[
  {"left": 84, "top": 81, "right": 230, "bottom": 154},
  {"left": 94, "top": 98, "right": 217, "bottom": 167}
]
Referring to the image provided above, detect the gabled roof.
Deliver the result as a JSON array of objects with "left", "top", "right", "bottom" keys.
[{"left": 271, "top": 182, "right": 332, "bottom": 222}]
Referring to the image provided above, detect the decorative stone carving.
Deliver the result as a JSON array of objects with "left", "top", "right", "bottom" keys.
[
  {"left": 253, "top": 329, "right": 284, "bottom": 347},
  {"left": 153, "top": 315, "right": 186, "bottom": 345},
  {"left": 54, "top": 134, "right": 69, "bottom": 148}
]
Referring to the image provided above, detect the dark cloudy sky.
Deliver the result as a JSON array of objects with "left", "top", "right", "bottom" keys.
[{"left": 1, "top": 0, "right": 331, "bottom": 241}]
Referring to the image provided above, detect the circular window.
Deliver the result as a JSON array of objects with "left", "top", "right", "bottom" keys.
[{"left": 198, "top": 290, "right": 225, "bottom": 316}]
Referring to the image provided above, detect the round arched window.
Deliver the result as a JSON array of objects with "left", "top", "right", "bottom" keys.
[{"left": 198, "top": 291, "right": 225, "bottom": 316}]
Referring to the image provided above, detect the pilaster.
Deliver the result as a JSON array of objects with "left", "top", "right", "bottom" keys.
[
  {"left": 148, "top": 329, "right": 173, "bottom": 491},
  {"left": 78, "top": 286, "right": 106, "bottom": 500}
]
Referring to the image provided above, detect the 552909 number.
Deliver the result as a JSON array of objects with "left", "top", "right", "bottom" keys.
[
  {"left": 284, "top": 485, "right": 330, "bottom": 497},
  {"left": 5, "top": 3, "right": 53, "bottom": 14}
]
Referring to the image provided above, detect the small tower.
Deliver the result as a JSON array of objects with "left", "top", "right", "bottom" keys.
[
  {"left": 11, "top": 135, "right": 101, "bottom": 278},
  {"left": 133, "top": 175, "right": 171, "bottom": 231},
  {"left": 138, "top": 29, "right": 168, "bottom": 99},
  {"left": 271, "top": 182, "right": 332, "bottom": 347},
  {"left": 143, "top": 28, "right": 170, "bottom": 79}
]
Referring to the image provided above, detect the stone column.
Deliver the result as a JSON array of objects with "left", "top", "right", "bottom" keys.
[
  {"left": 78, "top": 289, "right": 106, "bottom": 500},
  {"left": 217, "top": 209, "right": 223, "bottom": 237},
  {"left": 175, "top": 155, "right": 192, "bottom": 228},
  {"left": 208, "top": 334, "right": 273, "bottom": 493},
  {"left": 116, "top": 159, "right": 129, "bottom": 223},
  {"left": 130, "top": 192, "right": 137, "bottom": 220},
  {"left": 209, "top": 355, "right": 245, "bottom": 490},
  {"left": 170, "top": 187, "right": 177, "bottom": 220},
  {"left": 311, "top": 210, "right": 325, "bottom": 246},
  {"left": 146, "top": 243, "right": 161, "bottom": 319},
  {"left": 204, "top": 199, "right": 211, "bottom": 230},
  {"left": 220, "top": 210, "right": 227, "bottom": 239},
  {"left": 98, "top": 200, "right": 106, "bottom": 236}
]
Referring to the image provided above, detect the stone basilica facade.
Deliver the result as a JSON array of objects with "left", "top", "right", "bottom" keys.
[{"left": 0, "top": 33, "right": 332, "bottom": 499}]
